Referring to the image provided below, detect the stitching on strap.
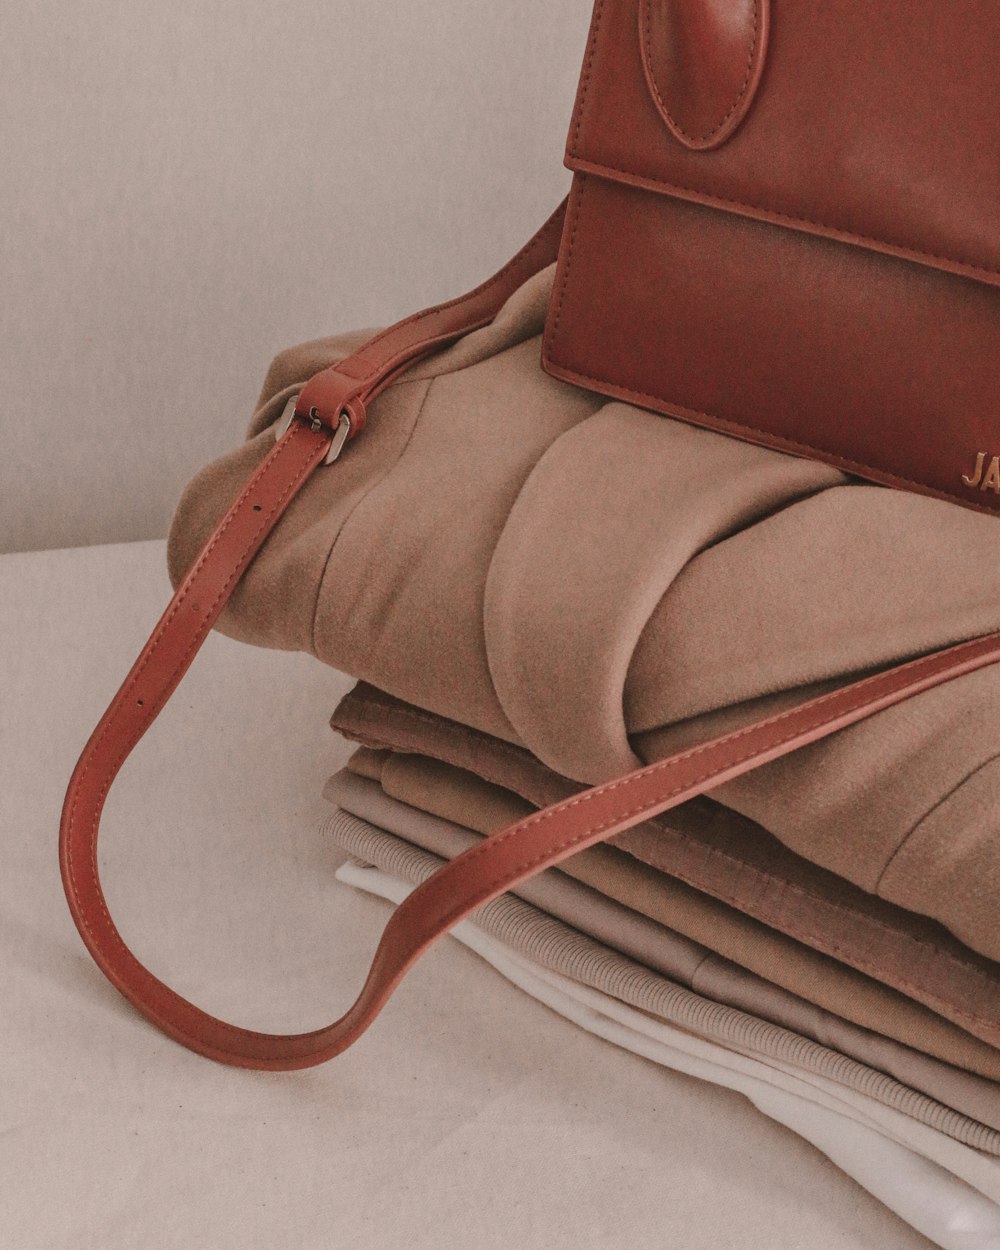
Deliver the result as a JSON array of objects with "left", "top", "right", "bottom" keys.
[
  {"left": 640, "top": 0, "right": 759, "bottom": 145},
  {"left": 65, "top": 423, "right": 326, "bottom": 1050}
]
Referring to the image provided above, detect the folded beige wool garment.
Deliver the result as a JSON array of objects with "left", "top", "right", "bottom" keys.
[
  {"left": 332, "top": 685, "right": 1000, "bottom": 1060},
  {"left": 328, "top": 763, "right": 1000, "bottom": 1133},
  {"left": 168, "top": 265, "right": 1000, "bottom": 966}
]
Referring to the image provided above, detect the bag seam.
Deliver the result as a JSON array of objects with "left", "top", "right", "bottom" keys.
[
  {"left": 640, "top": 0, "right": 759, "bottom": 145},
  {"left": 566, "top": 0, "right": 1000, "bottom": 280},
  {"left": 567, "top": 158, "right": 1000, "bottom": 283},
  {"left": 543, "top": 207, "right": 993, "bottom": 510}
]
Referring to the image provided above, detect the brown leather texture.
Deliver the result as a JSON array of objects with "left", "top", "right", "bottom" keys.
[
  {"left": 639, "top": 0, "right": 769, "bottom": 151},
  {"left": 543, "top": 0, "right": 1000, "bottom": 515}
]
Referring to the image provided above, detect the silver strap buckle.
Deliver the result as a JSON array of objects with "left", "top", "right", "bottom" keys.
[{"left": 275, "top": 394, "right": 352, "bottom": 465}]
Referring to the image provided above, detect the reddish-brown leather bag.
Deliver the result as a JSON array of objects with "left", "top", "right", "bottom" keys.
[
  {"left": 61, "top": 0, "right": 1000, "bottom": 1069},
  {"left": 545, "top": 0, "right": 1000, "bottom": 516}
]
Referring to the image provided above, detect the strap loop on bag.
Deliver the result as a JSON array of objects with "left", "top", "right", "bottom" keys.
[{"left": 59, "top": 199, "right": 1000, "bottom": 1069}]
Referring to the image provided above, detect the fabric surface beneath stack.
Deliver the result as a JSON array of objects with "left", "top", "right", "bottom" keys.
[
  {"left": 331, "top": 689, "right": 1000, "bottom": 1068},
  {"left": 170, "top": 264, "right": 1000, "bottom": 969},
  {"left": 323, "top": 814, "right": 1000, "bottom": 1250},
  {"left": 326, "top": 766, "right": 1000, "bottom": 1137}
]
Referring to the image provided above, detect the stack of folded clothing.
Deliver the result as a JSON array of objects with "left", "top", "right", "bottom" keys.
[
  {"left": 323, "top": 705, "right": 1000, "bottom": 1247},
  {"left": 171, "top": 267, "right": 1000, "bottom": 1248}
]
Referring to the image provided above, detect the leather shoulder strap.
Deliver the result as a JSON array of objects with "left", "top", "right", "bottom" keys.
[{"left": 60, "top": 201, "right": 1000, "bottom": 1069}]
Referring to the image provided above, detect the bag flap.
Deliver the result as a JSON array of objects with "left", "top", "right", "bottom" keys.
[{"left": 567, "top": 0, "right": 1000, "bottom": 287}]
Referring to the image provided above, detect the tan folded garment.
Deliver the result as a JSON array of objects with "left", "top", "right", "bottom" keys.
[
  {"left": 330, "top": 763, "right": 1000, "bottom": 1130},
  {"left": 169, "top": 265, "right": 1000, "bottom": 967},
  {"left": 331, "top": 687, "right": 1000, "bottom": 1067}
]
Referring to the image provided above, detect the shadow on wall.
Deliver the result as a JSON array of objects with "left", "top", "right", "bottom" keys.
[{"left": 0, "top": 0, "right": 584, "bottom": 554}]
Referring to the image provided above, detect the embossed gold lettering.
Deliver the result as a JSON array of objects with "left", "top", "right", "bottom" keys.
[{"left": 963, "top": 451, "right": 986, "bottom": 488}]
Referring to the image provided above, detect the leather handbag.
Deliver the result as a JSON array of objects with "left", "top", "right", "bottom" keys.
[{"left": 61, "top": 0, "right": 1000, "bottom": 1069}]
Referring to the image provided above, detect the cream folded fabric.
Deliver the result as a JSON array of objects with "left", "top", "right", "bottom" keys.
[
  {"left": 325, "top": 822, "right": 1000, "bottom": 1250},
  {"left": 326, "top": 767, "right": 1000, "bottom": 1133},
  {"left": 170, "top": 265, "right": 1000, "bottom": 966},
  {"left": 335, "top": 855, "right": 1000, "bottom": 1250},
  {"left": 332, "top": 692, "right": 1000, "bottom": 1063}
]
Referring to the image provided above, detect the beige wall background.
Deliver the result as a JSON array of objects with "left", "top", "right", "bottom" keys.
[{"left": 1, "top": 0, "right": 587, "bottom": 553}]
